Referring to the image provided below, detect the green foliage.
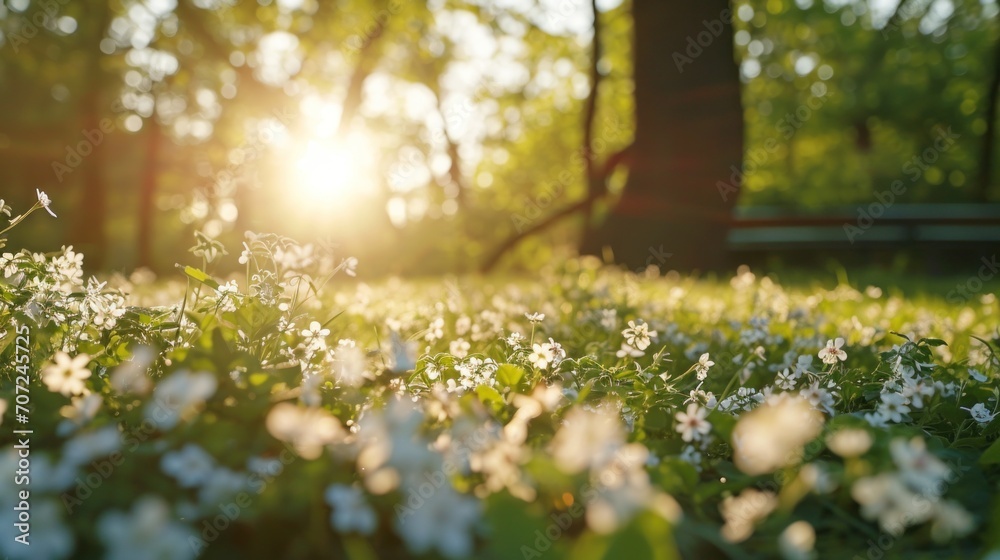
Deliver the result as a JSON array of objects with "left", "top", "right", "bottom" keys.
[{"left": 0, "top": 217, "right": 999, "bottom": 558}]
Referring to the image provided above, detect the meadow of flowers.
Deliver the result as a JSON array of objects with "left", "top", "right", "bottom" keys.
[{"left": 2, "top": 192, "right": 1000, "bottom": 559}]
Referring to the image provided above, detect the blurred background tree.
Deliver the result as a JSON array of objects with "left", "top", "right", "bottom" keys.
[{"left": 0, "top": 0, "right": 997, "bottom": 275}]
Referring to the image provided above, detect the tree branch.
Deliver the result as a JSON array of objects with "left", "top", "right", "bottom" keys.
[
  {"left": 479, "top": 143, "right": 633, "bottom": 273},
  {"left": 579, "top": 0, "right": 604, "bottom": 232}
]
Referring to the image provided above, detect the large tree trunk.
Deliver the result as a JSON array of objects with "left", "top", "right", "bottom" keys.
[
  {"left": 977, "top": 15, "right": 1000, "bottom": 202},
  {"left": 581, "top": 0, "right": 743, "bottom": 272}
]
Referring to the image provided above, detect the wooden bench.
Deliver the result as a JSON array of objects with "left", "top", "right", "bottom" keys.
[{"left": 727, "top": 204, "right": 1000, "bottom": 267}]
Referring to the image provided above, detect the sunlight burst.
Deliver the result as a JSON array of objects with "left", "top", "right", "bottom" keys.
[{"left": 292, "top": 133, "right": 377, "bottom": 207}]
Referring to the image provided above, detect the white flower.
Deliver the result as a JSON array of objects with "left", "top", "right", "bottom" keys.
[
  {"left": 238, "top": 242, "right": 252, "bottom": 265},
  {"left": 551, "top": 407, "right": 626, "bottom": 473},
  {"left": 528, "top": 342, "right": 555, "bottom": 369},
  {"left": 388, "top": 331, "right": 417, "bottom": 372},
  {"left": 679, "top": 444, "right": 702, "bottom": 471},
  {"left": 878, "top": 392, "right": 910, "bottom": 423},
  {"left": 775, "top": 368, "right": 797, "bottom": 390},
  {"left": 300, "top": 320, "right": 330, "bottom": 341},
  {"left": 449, "top": 338, "right": 470, "bottom": 359},
  {"left": 504, "top": 331, "right": 524, "bottom": 347},
  {"left": 198, "top": 468, "right": 248, "bottom": 505},
  {"left": 779, "top": 521, "right": 816, "bottom": 560},
  {"left": 694, "top": 352, "right": 714, "bottom": 380},
  {"left": 97, "top": 496, "right": 196, "bottom": 560},
  {"left": 826, "top": 429, "right": 873, "bottom": 458},
  {"left": 110, "top": 346, "right": 155, "bottom": 395},
  {"left": 674, "top": 403, "right": 711, "bottom": 443},
  {"left": 342, "top": 256, "right": 358, "bottom": 277},
  {"left": 585, "top": 444, "right": 672, "bottom": 534},
  {"left": 930, "top": 500, "right": 975, "bottom": 542},
  {"left": 890, "top": 437, "right": 952, "bottom": 493},
  {"left": 41, "top": 352, "right": 91, "bottom": 396},
  {"left": 622, "top": 320, "right": 657, "bottom": 351},
  {"left": 901, "top": 377, "right": 935, "bottom": 409},
  {"left": 395, "top": 485, "right": 480, "bottom": 559},
  {"left": 57, "top": 393, "right": 102, "bottom": 436},
  {"left": 146, "top": 370, "right": 217, "bottom": 430},
  {"left": 799, "top": 380, "right": 837, "bottom": 414},
  {"left": 817, "top": 338, "right": 847, "bottom": 365},
  {"left": 546, "top": 337, "right": 566, "bottom": 364},
  {"left": 615, "top": 342, "right": 644, "bottom": 359},
  {"left": 161, "top": 444, "right": 216, "bottom": 488},
  {"left": 851, "top": 473, "right": 925, "bottom": 536},
  {"left": 720, "top": 488, "right": 777, "bottom": 542},
  {"left": 325, "top": 484, "right": 377, "bottom": 535},
  {"left": 793, "top": 355, "right": 814, "bottom": 376},
  {"left": 62, "top": 426, "right": 121, "bottom": 467},
  {"left": 333, "top": 342, "right": 369, "bottom": 387},
  {"left": 524, "top": 312, "right": 545, "bottom": 323},
  {"left": 599, "top": 308, "right": 618, "bottom": 330},
  {"left": 266, "top": 402, "right": 344, "bottom": 459},
  {"left": 963, "top": 403, "right": 996, "bottom": 424},
  {"left": 864, "top": 410, "right": 888, "bottom": 428},
  {"left": 37, "top": 188, "right": 57, "bottom": 217},
  {"left": 732, "top": 396, "right": 823, "bottom": 475}
]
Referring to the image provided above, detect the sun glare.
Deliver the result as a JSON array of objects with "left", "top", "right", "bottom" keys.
[{"left": 291, "top": 131, "right": 378, "bottom": 208}]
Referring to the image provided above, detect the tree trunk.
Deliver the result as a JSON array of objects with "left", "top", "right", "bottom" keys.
[
  {"left": 580, "top": 0, "right": 743, "bottom": 272},
  {"left": 72, "top": 6, "right": 112, "bottom": 269},
  {"left": 137, "top": 117, "right": 161, "bottom": 269},
  {"left": 977, "top": 17, "right": 1000, "bottom": 202}
]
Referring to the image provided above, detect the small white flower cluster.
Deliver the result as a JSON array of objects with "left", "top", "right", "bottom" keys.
[
  {"left": 528, "top": 338, "right": 566, "bottom": 370},
  {"left": 852, "top": 436, "right": 974, "bottom": 541},
  {"left": 161, "top": 444, "right": 248, "bottom": 507},
  {"left": 551, "top": 406, "right": 680, "bottom": 534},
  {"left": 448, "top": 356, "right": 499, "bottom": 392},
  {"left": 353, "top": 399, "right": 480, "bottom": 557}
]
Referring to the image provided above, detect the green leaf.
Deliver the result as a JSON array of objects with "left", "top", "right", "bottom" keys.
[
  {"left": 644, "top": 407, "right": 669, "bottom": 430},
  {"left": 576, "top": 378, "right": 596, "bottom": 403},
  {"left": 919, "top": 337, "right": 948, "bottom": 347},
  {"left": 483, "top": 493, "right": 547, "bottom": 560},
  {"left": 476, "top": 385, "right": 505, "bottom": 409},
  {"left": 652, "top": 458, "right": 699, "bottom": 494},
  {"left": 176, "top": 264, "right": 220, "bottom": 289},
  {"left": 979, "top": 437, "right": 1000, "bottom": 465},
  {"left": 496, "top": 364, "right": 525, "bottom": 388},
  {"left": 710, "top": 411, "right": 738, "bottom": 441}
]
